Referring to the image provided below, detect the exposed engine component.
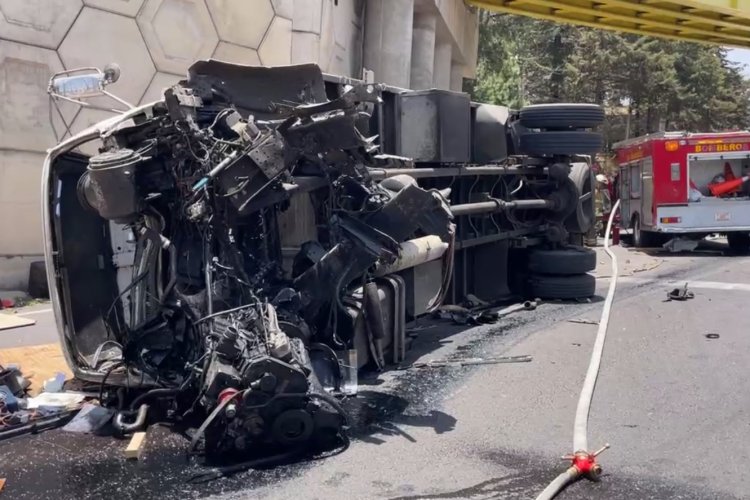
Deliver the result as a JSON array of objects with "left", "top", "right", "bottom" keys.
[{"left": 79, "top": 62, "right": 454, "bottom": 456}]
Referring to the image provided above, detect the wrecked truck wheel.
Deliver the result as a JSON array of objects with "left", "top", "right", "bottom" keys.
[
  {"left": 529, "top": 273, "right": 596, "bottom": 300},
  {"left": 520, "top": 103, "right": 605, "bottom": 129},
  {"left": 727, "top": 232, "right": 750, "bottom": 254},
  {"left": 528, "top": 246, "right": 596, "bottom": 275},
  {"left": 519, "top": 131, "right": 603, "bottom": 156}
]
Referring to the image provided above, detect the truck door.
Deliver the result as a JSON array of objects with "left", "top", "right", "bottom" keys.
[
  {"left": 628, "top": 161, "right": 642, "bottom": 226},
  {"left": 641, "top": 157, "right": 654, "bottom": 227},
  {"left": 619, "top": 165, "right": 631, "bottom": 227}
]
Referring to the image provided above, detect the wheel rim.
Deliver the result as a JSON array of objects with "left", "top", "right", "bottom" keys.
[{"left": 580, "top": 174, "right": 593, "bottom": 224}]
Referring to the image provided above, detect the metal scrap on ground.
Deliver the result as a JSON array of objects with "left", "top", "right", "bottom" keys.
[{"left": 666, "top": 283, "right": 695, "bottom": 301}]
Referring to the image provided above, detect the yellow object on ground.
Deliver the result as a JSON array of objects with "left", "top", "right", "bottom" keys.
[
  {"left": 0, "top": 343, "right": 72, "bottom": 395},
  {"left": 125, "top": 431, "right": 148, "bottom": 460},
  {"left": 470, "top": 0, "right": 750, "bottom": 48}
]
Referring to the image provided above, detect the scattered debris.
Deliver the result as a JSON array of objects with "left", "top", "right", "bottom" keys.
[
  {"left": 663, "top": 237, "right": 700, "bottom": 253},
  {"left": 0, "top": 366, "right": 30, "bottom": 396},
  {"left": 62, "top": 403, "right": 115, "bottom": 434},
  {"left": 666, "top": 283, "right": 694, "bottom": 301},
  {"left": 567, "top": 318, "right": 599, "bottom": 325},
  {"left": 26, "top": 391, "right": 86, "bottom": 410},
  {"left": 0, "top": 363, "right": 89, "bottom": 440},
  {"left": 402, "top": 355, "right": 532, "bottom": 369},
  {"left": 0, "top": 386, "right": 19, "bottom": 412},
  {"left": 125, "top": 431, "right": 148, "bottom": 460},
  {"left": 42, "top": 372, "right": 66, "bottom": 393},
  {"left": 705, "top": 333, "right": 720, "bottom": 340},
  {"left": 462, "top": 294, "right": 490, "bottom": 309},
  {"left": 434, "top": 300, "right": 539, "bottom": 326}
]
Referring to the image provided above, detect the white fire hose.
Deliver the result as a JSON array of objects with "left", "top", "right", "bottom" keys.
[{"left": 535, "top": 199, "right": 621, "bottom": 500}]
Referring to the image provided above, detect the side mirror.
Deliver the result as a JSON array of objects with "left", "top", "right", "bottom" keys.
[{"left": 48, "top": 63, "right": 132, "bottom": 109}]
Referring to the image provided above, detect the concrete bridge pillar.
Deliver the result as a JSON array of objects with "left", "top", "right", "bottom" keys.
[
  {"left": 363, "top": 0, "right": 414, "bottom": 88},
  {"left": 409, "top": 11, "right": 437, "bottom": 89},
  {"left": 432, "top": 40, "right": 452, "bottom": 90}
]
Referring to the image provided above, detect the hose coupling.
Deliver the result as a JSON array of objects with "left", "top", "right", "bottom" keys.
[{"left": 562, "top": 443, "right": 610, "bottom": 480}]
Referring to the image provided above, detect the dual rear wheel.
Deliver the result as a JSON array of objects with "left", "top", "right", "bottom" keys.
[{"left": 527, "top": 246, "right": 597, "bottom": 300}]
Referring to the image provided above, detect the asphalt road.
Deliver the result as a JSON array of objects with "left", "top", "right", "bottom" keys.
[
  {"left": 2, "top": 242, "right": 749, "bottom": 500},
  {"left": 0, "top": 302, "right": 58, "bottom": 349}
]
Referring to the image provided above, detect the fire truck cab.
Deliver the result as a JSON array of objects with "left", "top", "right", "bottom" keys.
[{"left": 614, "top": 131, "right": 750, "bottom": 251}]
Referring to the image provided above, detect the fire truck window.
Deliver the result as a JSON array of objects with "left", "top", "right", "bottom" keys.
[
  {"left": 671, "top": 163, "right": 680, "bottom": 181},
  {"left": 630, "top": 163, "right": 641, "bottom": 197}
]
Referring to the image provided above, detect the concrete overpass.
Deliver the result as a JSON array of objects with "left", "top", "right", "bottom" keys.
[{"left": 470, "top": 0, "right": 750, "bottom": 48}]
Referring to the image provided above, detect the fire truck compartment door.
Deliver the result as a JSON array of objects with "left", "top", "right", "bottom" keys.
[
  {"left": 641, "top": 158, "right": 654, "bottom": 226},
  {"left": 688, "top": 152, "right": 750, "bottom": 197},
  {"left": 656, "top": 198, "right": 750, "bottom": 232}
]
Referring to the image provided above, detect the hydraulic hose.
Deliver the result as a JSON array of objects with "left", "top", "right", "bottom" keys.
[
  {"left": 536, "top": 467, "right": 578, "bottom": 500},
  {"left": 535, "top": 199, "right": 621, "bottom": 500}
]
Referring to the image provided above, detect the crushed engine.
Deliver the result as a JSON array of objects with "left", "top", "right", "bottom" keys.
[{"left": 78, "top": 62, "right": 453, "bottom": 455}]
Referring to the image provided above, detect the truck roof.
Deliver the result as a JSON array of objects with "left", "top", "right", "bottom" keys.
[{"left": 613, "top": 130, "right": 750, "bottom": 150}]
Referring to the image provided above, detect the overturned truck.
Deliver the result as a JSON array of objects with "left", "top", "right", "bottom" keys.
[{"left": 43, "top": 62, "right": 603, "bottom": 456}]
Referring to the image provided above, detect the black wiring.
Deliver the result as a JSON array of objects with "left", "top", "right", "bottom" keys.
[{"left": 98, "top": 361, "right": 125, "bottom": 406}]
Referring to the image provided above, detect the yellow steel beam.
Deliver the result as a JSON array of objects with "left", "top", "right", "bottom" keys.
[{"left": 469, "top": 0, "right": 750, "bottom": 48}]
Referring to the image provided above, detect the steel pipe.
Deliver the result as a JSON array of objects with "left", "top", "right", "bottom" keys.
[
  {"left": 368, "top": 165, "right": 537, "bottom": 180},
  {"left": 450, "top": 198, "right": 551, "bottom": 216}
]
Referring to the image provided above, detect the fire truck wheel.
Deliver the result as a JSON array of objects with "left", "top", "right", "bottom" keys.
[
  {"left": 528, "top": 246, "right": 596, "bottom": 275},
  {"left": 565, "top": 162, "right": 594, "bottom": 234},
  {"left": 528, "top": 273, "right": 596, "bottom": 300},
  {"left": 632, "top": 214, "right": 655, "bottom": 248},
  {"left": 727, "top": 232, "right": 750, "bottom": 254},
  {"left": 519, "top": 103, "right": 605, "bottom": 129},
  {"left": 519, "top": 131, "right": 603, "bottom": 156}
]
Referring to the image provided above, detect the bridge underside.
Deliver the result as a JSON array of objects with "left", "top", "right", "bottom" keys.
[{"left": 470, "top": 0, "right": 750, "bottom": 48}]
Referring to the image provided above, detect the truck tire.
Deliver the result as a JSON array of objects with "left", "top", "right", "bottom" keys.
[
  {"left": 28, "top": 261, "right": 49, "bottom": 299},
  {"left": 528, "top": 246, "right": 596, "bottom": 275},
  {"left": 529, "top": 273, "right": 596, "bottom": 300},
  {"left": 519, "top": 104, "right": 605, "bottom": 129},
  {"left": 632, "top": 214, "right": 655, "bottom": 248},
  {"left": 519, "top": 131, "right": 603, "bottom": 156},
  {"left": 565, "top": 162, "right": 594, "bottom": 234},
  {"left": 727, "top": 232, "right": 750, "bottom": 254}
]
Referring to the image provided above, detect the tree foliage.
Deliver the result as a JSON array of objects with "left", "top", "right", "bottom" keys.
[{"left": 468, "top": 14, "right": 750, "bottom": 146}]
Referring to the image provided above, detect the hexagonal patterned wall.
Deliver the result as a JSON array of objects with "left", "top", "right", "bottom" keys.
[
  {"left": 137, "top": 0, "right": 218, "bottom": 74},
  {"left": 206, "top": 0, "right": 275, "bottom": 50},
  {"left": 59, "top": 7, "right": 156, "bottom": 107},
  {"left": 0, "top": 0, "right": 83, "bottom": 49}
]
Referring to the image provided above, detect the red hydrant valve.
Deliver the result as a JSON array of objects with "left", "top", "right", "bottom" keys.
[{"left": 562, "top": 443, "right": 610, "bottom": 479}]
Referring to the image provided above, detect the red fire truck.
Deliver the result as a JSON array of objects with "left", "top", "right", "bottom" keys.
[{"left": 614, "top": 131, "right": 750, "bottom": 251}]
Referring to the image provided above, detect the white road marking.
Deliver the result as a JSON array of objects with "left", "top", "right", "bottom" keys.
[
  {"left": 15, "top": 308, "right": 53, "bottom": 316},
  {"left": 619, "top": 277, "right": 750, "bottom": 292}
]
